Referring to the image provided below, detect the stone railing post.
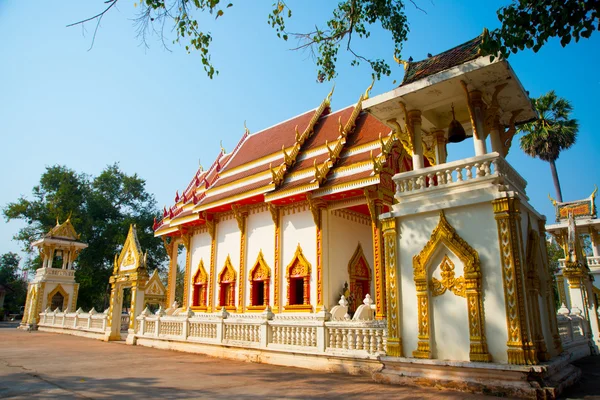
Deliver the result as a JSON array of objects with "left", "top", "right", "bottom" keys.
[
  {"left": 260, "top": 306, "right": 274, "bottom": 348},
  {"left": 216, "top": 307, "right": 229, "bottom": 344},
  {"left": 61, "top": 311, "right": 67, "bottom": 328},
  {"left": 102, "top": 309, "right": 109, "bottom": 331},
  {"left": 316, "top": 306, "right": 331, "bottom": 352},
  {"left": 155, "top": 306, "right": 166, "bottom": 337},
  {"left": 88, "top": 308, "right": 96, "bottom": 329},
  {"left": 182, "top": 309, "right": 194, "bottom": 341}
]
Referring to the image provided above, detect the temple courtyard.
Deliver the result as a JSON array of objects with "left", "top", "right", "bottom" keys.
[{"left": 0, "top": 322, "right": 597, "bottom": 399}]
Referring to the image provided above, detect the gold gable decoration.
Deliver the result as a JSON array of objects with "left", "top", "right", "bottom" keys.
[
  {"left": 115, "top": 224, "right": 147, "bottom": 274},
  {"left": 46, "top": 216, "right": 80, "bottom": 240},
  {"left": 412, "top": 211, "right": 490, "bottom": 362}
]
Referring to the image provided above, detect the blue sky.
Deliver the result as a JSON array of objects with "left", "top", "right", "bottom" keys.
[{"left": 1, "top": 1, "right": 599, "bottom": 264}]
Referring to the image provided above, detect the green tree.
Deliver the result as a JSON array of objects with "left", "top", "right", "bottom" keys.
[
  {"left": 72, "top": 1, "right": 599, "bottom": 82},
  {"left": 518, "top": 91, "right": 579, "bottom": 202},
  {"left": 0, "top": 252, "right": 27, "bottom": 315},
  {"left": 546, "top": 239, "right": 564, "bottom": 308},
  {"left": 484, "top": 0, "right": 599, "bottom": 59},
  {"left": 3, "top": 164, "right": 167, "bottom": 310}
]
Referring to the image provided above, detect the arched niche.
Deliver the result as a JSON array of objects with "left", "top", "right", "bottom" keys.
[
  {"left": 284, "top": 244, "right": 312, "bottom": 312},
  {"left": 218, "top": 255, "right": 236, "bottom": 310},
  {"left": 412, "top": 211, "right": 491, "bottom": 363},
  {"left": 47, "top": 284, "right": 69, "bottom": 312},
  {"left": 192, "top": 260, "right": 208, "bottom": 310},
  {"left": 348, "top": 243, "right": 372, "bottom": 313},
  {"left": 248, "top": 250, "right": 271, "bottom": 310}
]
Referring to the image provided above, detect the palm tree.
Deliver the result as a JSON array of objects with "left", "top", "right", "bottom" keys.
[{"left": 519, "top": 91, "right": 578, "bottom": 202}]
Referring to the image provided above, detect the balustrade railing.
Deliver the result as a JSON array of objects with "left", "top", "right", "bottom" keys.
[
  {"left": 135, "top": 307, "right": 386, "bottom": 357},
  {"left": 557, "top": 305, "right": 591, "bottom": 353},
  {"left": 38, "top": 307, "right": 108, "bottom": 334},
  {"left": 558, "top": 256, "right": 600, "bottom": 269},
  {"left": 394, "top": 152, "right": 527, "bottom": 199}
]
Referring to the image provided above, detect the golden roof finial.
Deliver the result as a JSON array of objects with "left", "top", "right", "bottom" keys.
[
  {"left": 56, "top": 216, "right": 60, "bottom": 226},
  {"left": 220, "top": 140, "right": 226, "bottom": 154},
  {"left": 548, "top": 193, "right": 557, "bottom": 207},
  {"left": 394, "top": 54, "right": 409, "bottom": 71},
  {"left": 326, "top": 83, "right": 335, "bottom": 104},
  {"left": 66, "top": 211, "right": 72, "bottom": 222},
  {"left": 364, "top": 78, "right": 375, "bottom": 100},
  {"left": 244, "top": 120, "right": 250, "bottom": 136},
  {"left": 198, "top": 159, "right": 203, "bottom": 172}
]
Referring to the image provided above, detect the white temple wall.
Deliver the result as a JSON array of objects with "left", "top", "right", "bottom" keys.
[
  {"left": 214, "top": 215, "right": 241, "bottom": 308},
  {"left": 429, "top": 248, "right": 470, "bottom": 361},
  {"left": 41, "top": 281, "right": 77, "bottom": 312},
  {"left": 246, "top": 207, "right": 276, "bottom": 307},
  {"left": 327, "top": 209, "right": 373, "bottom": 308},
  {"left": 281, "top": 208, "right": 317, "bottom": 309},
  {"left": 397, "top": 204, "right": 509, "bottom": 362},
  {"left": 188, "top": 229, "right": 211, "bottom": 308}
]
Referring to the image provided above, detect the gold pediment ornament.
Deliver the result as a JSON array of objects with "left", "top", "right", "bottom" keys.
[
  {"left": 430, "top": 255, "right": 466, "bottom": 298},
  {"left": 249, "top": 251, "right": 271, "bottom": 281},
  {"left": 115, "top": 225, "right": 146, "bottom": 273},
  {"left": 218, "top": 255, "right": 236, "bottom": 283},
  {"left": 194, "top": 260, "right": 208, "bottom": 284},
  {"left": 412, "top": 211, "right": 490, "bottom": 362},
  {"left": 286, "top": 244, "right": 311, "bottom": 278},
  {"left": 46, "top": 216, "right": 81, "bottom": 240}
]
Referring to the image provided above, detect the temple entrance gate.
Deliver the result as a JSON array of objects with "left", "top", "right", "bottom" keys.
[{"left": 106, "top": 225, "right": 150, "bottom": 342}]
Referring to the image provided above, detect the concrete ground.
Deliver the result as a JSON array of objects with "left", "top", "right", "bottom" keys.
[{"left": 0, "top": 322, "right": 597, "bottom": 399}]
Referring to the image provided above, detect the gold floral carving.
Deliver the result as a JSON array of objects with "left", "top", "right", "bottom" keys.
[
  {"left": 207, "top": 225, "right": 217, "bottom": 312},
  {"left": 525, "top": 227, "right": 550, "bottom": 361},
  {"left": 430, "top": 256, "right": 466, "bottom": 298},
  {"left": 413, "top": 211, "right": 491, "bottom": 362},
  {"left": 35, "top": 282, "right": 46, "bottom": 324},
  {"left": 47, "top": 284, "right": 69, "bottom": 312},
  {"left": 493, "top": 197, "right": 538, "bottom": 365},
  {"left": 364, "top": 187, "right": 386, "bottom": 319},
  {"left": 71, "top": 284, "right": 79, "bottom": 313},
  {"left": 382, "top": 217, "right": 402, "bottom": 356},
  {"left": 232, "top": 205, "right": 248, "bottom": 313},
  {"left": 557, "top": 276, "right": 567, "bottom": 306}
]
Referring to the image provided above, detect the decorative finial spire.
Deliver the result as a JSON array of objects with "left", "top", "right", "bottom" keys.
[
  {"left": 244, "top": 120, "right": 250, "bottom": 136},
  {"left": 220, "top": 140, "right": 226, "bottom": 154},
  {"left": 198, "top": 159, "right": 203, "bottom": 172},
  {"left": 326, "top": 83, "right": 335, "bottom": 104},
  {"left": 364, "top": 78, "right": 375, "bottom": 100}
]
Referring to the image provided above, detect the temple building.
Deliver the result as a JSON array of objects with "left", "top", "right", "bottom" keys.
[
  {"left": 35, "top": 33, "right": 593, "bottom": 397},
  {"left": 546, "top": 187, "right": 600, "bottom": 353},
  {"left": 20, "top": 217, "right": 87, "bottom": 329}
]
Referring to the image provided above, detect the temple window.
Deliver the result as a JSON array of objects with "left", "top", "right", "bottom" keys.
[
  {"left": 248, "top": 251, "right": 270, "bottom": 310},
  {"left": 348, "top": 244, "right": 372, "bottom": 313},
  {"left": 192, "top": 260, "right": 208, "bottom": 309},
  {"left": 284, "top": 244, "right": 312, "bottom": 312},
  {"left": 218, "top": 256, "right": 236, "bottom": 310},
  {"left": 51, "top": 292, "right": 64, "bottom": 311}
]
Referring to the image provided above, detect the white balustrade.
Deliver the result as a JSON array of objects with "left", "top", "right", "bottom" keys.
[
  {"left": 394, "top": 152, "right": 527, "bottom": 199},
  {"left": 133, "top": 308, "right": 386, "bottom": 358},
  {"left": 38, "top": 308, "right": 108, "bottom": 334}
]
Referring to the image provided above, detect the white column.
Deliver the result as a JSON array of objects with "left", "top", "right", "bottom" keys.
[
  {"left": 591, "top": 229, "right": 600, "bottom": 258},
  {"left": 47, "top": 248, "right": 55, "bottom": 269},
  {"left": 432, "top": 130, "right": 447, "bottom": 164},
  {"left": 470, "top": 91, "right": 488, "bottom": 156},
  {"left": 409, "top": 110, "right": 424, "bottom": 169},
  {"left": 490, "top": 125, "right": 503, "bottom": 155}
]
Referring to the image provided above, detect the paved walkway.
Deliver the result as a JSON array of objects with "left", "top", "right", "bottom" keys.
[
  {"left": 0, "top": 324, "right": 490, "bottom": 399},
  {"left": 1, "top": 323, "right": 599, "bottom": 399}
]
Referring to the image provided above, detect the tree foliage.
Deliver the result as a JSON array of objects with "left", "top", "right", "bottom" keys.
[
  {"left": 71, "top": 0, "right": 413, "bottom": 82},
  {"left": 484, "top": 0, "right": 599, "bottom": 58},
  {"left": 0, "top": 252, "right": 27, "bottom": 315},
  {"left": 3, "top": 164, "right": 167, "bottom": 310},
  {"left": 72, "top": 1, "right": 599, "bottom": 82},
  {"left": 518, "top": 90, "right": 578, "bottom": 202}
]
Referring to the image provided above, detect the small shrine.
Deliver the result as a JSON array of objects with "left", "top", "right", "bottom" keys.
[
  {"left": 546, "top": 187, "right": 600, "bottom": 351},
  {"left": 20, "top": 217, "right": 87, "bottom": 329}
]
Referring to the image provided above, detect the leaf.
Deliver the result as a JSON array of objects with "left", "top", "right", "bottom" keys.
[{"left": 216, "top": 10, "right": 224, "bottom": 19}]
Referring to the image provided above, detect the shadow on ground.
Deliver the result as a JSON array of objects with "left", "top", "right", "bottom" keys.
[{"left": 560, "top": 355, "right": 600, "bottom": 400}]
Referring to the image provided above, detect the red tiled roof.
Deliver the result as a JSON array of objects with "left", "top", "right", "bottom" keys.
[
  {"left": 401, "top": 34, "right": 483, "bottom": 86},
  {"left": 211, "top": 156, "right": 282, "bottom": 188},
  {"left": 223, "top": 110, "right": 318, "bottom": 171}
]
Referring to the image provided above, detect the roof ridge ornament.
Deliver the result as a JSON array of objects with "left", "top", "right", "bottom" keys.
[
  {"left": 393, "top": 54, "right": 409, "bottom": 71},
  {"left": 364, "top": 78, "right": 375, "bottom": 100}
]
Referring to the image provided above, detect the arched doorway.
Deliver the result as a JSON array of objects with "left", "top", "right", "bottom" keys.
[
  {"left": 348, "top": 243, "right": 372, "bottom": 313},
  {"left": 218, "top": 255, "right": 236, "bottom": 311},
  {"left": 248, "top": 251, "right": 270, "bottom": 310},
  {"left": 192, "top": 260, "right": 208, "bottom": 310},
  {"left": 284, "top": 244, "right": 312, "bottom": 312}
]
